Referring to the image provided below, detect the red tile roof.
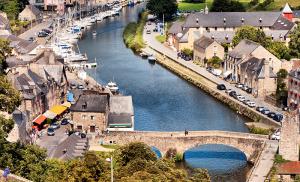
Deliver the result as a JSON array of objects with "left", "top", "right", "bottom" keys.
[{"left": 278, "top": 161, "right": 300, "bottom": 175}]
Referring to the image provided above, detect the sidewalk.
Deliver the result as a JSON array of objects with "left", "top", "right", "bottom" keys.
[{"left": 143, "top": 23, "right": 284, "bottom": 120}]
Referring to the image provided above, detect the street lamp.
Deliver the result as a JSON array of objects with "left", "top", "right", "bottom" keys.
[{"left": 106, "top": 156, "right": 113, "bottom": 182}]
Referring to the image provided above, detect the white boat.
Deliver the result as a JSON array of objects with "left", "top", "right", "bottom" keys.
[
  {"left": 64, "top": 53, "right": 88, "bottom": 63},
  {"left": 106, "top": 81, "right": 119, "bottom": 92},
  {"left": 92, "top": 31, "right": 97, "bottom": 36}
]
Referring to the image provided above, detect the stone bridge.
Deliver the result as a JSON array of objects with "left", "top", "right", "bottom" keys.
[{"left": 97, "top": 130, "right": 268, "bottom": 162}]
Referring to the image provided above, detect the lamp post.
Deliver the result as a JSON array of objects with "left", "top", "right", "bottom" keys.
[{"left": 106, "top": 156, "right": 113, "bottom": 182}]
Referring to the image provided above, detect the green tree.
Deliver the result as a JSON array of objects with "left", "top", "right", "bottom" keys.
[
  {"left": 146, "top": 0, "right": 178, "bottom": 20},
  {"left": 289, "top": 25, "right": 300, "bottom": 58},
  {"left": 276, "top": 69, "right": 288, "bottom": 106},
  {"left": 0, "top": 75, "right": 21, "bottom": 113},
  {"left": 207, "top": 56, "right": 222, "bottom": 68},
  {"left": 232, "top": 26, "right": 269, "bottom": 47},
  {"left": 0, "top": 38, "right": 11, "bottom": 73},
  {"left": 267, "top": 41, "right": 291, "bottom": 60},
  {"left": 210, "top": 0, "right": 245, "bottom": 12}
]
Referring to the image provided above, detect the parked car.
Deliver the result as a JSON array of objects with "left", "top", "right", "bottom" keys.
[
  {"left": 70, "top": 83, "right": 77, "bottom": 89},
  {"left": 243, "top": 99, "right": 250, "bottom": 105},
  {"left": 146, "top": 30, "right": 151, "bottom": 34},
  {"left": 28, "top": 37, "right": 35, "bottom": 42},
  {"left": 50, "top": 122, "right": 60, "bottom": 129},
  {"left": 271, "top": 131, "right": 280, "bottom": 140},
  {"left": 247, "top": 101, "right": 256, "bottom": 108},
  {"left": 235, "top": 83, "right": 243, "bottom": 88},
  {"left": 77, "top": 84, "right": 84, "bottom": 89},
  {"left": 229, "top": 91, "right": 237, "bottom": 97},
  {"left": 256, "top": 106, "right": 265, "bottom": 112},
  {"left": 282, "top": 107, "right": 289, "bottom": 111},
  {"left": 267, "top": 112, "right": 276, "bottom": 118},
  {"left": 242, "top": 85, "right": 249, "bottom": 91},
  {"left": 206, "top": 67, "right": 213, "bottom": 73},
  {"left": 61, "top": 118, "right": 69, "bottom": 125},
  {"left": 47, "top": 128, "right": 55, "bottom": 136},
  {"left": 38, "top": 31, "right": 48, "bottom": 37},
  {"left": 42, "top": 28, "right": 52, "bottom": 34},
  {"left": 246, "top": 88, "right": 252, "bottom": 94},
  {"left": 217, "top": 84, "right": 226, "bottom": 90},
  {"left": 273, "top": 114, "right": 284, "bottom": 122},
  {"left": 262, "top": 109, "right": 270, "bottom": 115},
  {"left": 225, "top": 89, "right": 233, "bottom": 94},
  {"left": 237, "top": 95, "right": 246, "bottom": 102}
]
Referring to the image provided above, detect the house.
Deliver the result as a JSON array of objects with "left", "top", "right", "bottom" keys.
[
  {"left": 224, "top": 39, "right": 290, "bottom": 97},
  {"left": 168, "top": 4, "right": 296, "bottom": 51},
  {"left": 193, "top": 36, "right": 224, "bottom": 66},
  {"left": 108, "top": 96, "right": 134, "bottom": 131},
  {"left": 44, "top": 0, "right": 65, "bottom": 15},
  {"left": 0, "top": 11, "right": 10, "bottom": 33},
  {"left": 70, "top": 93, "right": 109, "bottom": 133},
  {"left": 288, "top": 69, "right": 300, "bottom": 111},
  {"left": 18, "top": 5, "right": 42, "bottom": 22},
  {"left": 277, "top": 161, "right": 300, "bottom": 181}
]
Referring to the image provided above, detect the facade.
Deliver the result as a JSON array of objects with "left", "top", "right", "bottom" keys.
[
  {"left": 288, "top": 69, "right": 300, "bottom": 111},
  {"left": 18, "top": 5, "right": 43, "bottom": 22},
  {"left": 0, "top": 11, "right": 10, "bottom": 33},
  {"left": 168, "top": 4, "right": 296, "bottom": 51},
  {"left": 193, "top": 36, "right": 224, "bottom": 66},
  {"left": 70, "top": 93, "right": 109, "bottom": 133},
  {"left": 225, "top": 39, "right": 288, "bottom": 97},
  {"left": 44, "top": 0, "right": 65, "bottom": 14}
]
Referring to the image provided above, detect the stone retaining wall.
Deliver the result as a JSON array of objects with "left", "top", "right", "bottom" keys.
[{"left": 154, "top": 54, "right": 280, "bottom": 128}]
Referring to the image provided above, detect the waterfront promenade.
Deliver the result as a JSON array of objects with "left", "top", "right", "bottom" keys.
[{"left": 143, "top": 23, "right": 283, "bottom": 126}]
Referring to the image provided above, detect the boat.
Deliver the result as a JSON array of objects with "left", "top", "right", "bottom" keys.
[
  {"left": 148, "top": 56, "right": 156, "bottom": 64},
  {"left": 92, "top": 31, "right": 97, "bottom": 36},
  {"left": 106, "top": 81, "right": 119, "bottom": 92},
  {"left": 139, "top": 52, "right": 148, "bottom": 58}
]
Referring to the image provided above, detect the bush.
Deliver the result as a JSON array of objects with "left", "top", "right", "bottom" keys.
[
  {"left": 248, "top": 125, "right": 272, "bottom": 135},
  {"left": 184, "top": 0, "right": 205, "bottom": 3},
  {"left": 182, "top": 48, "right": 193, "bottom": 57},
  {"left": 207, "top": 56, "right": 222, "bottom": 68}
]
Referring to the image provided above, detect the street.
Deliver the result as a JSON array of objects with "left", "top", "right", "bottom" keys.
[{"left": 18, "top": 20, "right": 53, "bottom": 43}]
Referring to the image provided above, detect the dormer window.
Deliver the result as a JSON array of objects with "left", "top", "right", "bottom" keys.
[
  {"left": 241, "top": 17, "right": 244, "bottom": 23},
  {"left": 223, "top": 18, "right": 226, "bottom": 23},
  {"left": 82, "top": 102, "right": 87, "bottom": 109},
  {"left": 259, "top": 18, "right": 262, "bottom": 23},
  {"left": 196, "top": 18, "right": 199, "bottom": 24},
  {"left": 211, "top": 35, "right": 215, "bottom": 40}
]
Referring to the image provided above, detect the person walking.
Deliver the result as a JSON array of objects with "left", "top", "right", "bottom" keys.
[{"left": 2, "top": 167, "right": 10, "bottom": 181}]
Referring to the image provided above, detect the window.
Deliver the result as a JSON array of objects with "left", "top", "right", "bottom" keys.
[
  {"left": 215, "top": 27, "right": 217, "bottom": 30},
  {"left": 82, "top": 114, "right": 86, "bottom": 119},
  {"left": 77, "top": 125, "right": 82, "bottom": 130},
  {"left": 91, "top": 115, "right": 95, "bottom": 120},
  {"left": 90, "top": 125, "right": 96, "bottom": 132}
]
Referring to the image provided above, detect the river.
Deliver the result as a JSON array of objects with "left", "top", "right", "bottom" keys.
[{"left": 78, "top": 3, "right": 250, "bottom": 181}]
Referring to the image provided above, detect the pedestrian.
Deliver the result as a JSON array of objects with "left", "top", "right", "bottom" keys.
[
  {"left": 2, "top": 167, "right": 10, "bottom": 181},
  {"left": 184, "top": 129, "right": 187, "bottom": 136}
]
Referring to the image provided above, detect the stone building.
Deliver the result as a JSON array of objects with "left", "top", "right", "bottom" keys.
[
  {"left": 19, "top": 5, "right": 42, "bottom": 22},
  {"left": 288, "top": 69, "right": 300, "bottom": 111},
  {"left": 193, "top": 36, "right": 224, "bottom": 66},
  {"left": 168, "top": 4, "right": 296, "bottom": 51},
  {"left": 70, "top": 93, "right": 109, "bottom": 133},
  {"left": 224, "top": 39, "right": 290, "bottom": 97}
]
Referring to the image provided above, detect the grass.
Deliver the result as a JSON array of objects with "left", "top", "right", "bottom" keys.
[
  {"left": 101, "top": 144, "right": 120, "bottom": 150},
  {"left": 178, "top": 2, "right": 210, "bottom": 11},
  {"left": 248, "top": 124, "right": 274, "bottom": 135},
  {"left": 155, "top": 34, "right": 166, "bottom": 43},
  {"left": 266, "top": 0, "right": 300, "bottom": 10}
]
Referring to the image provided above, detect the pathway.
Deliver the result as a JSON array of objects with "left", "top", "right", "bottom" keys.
[
  {"left": 143, "top": 23, "right": 284, "bottom": 122},
  {"left": 248, "top": 140, "right": 279, "bottom": 182}
]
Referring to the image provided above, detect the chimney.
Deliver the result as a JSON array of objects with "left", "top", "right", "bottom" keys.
[{"left": 204, "top": 5, "right": 209, "bottom": 14}]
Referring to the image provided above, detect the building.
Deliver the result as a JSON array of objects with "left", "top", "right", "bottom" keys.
[
  {"left": 0, "top": 11, "right": 10, "bottom": 34},
  {"left": 18, "top": 5, "right": 43, "bottom": 22},
  {"left": 277, "top": 161, "right": 300, "bottom": 181},
  {"left": 224, "top": 39, "right": 290, "bottom": 97},
  {"left": 168, "top": 4, "right": 296, "bottom": 51},
  {"left": 288, "top": 69, "right": 300, "bottom": 111},
  {"left": 70, "top": 93, "right": 109, "bottom": 133},
  {"left": 193, "top": 36, "right": 224, "bottom": 66},
  {"left": 108, "top": 96, "right": 134, "bottom": 131},
  {"left": 44, "top": 0, "right": 65, "bottom": 15}
]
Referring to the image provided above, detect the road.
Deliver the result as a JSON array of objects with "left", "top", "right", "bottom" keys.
[
  {"left": 18, "top": 20, "right": 53, "bottom": 42},
  {"left": 36, "top": 124, "right": 69, "bottom": 158},
  {"left": 143, "top": 23, "right": 284, "bottom": 122}
]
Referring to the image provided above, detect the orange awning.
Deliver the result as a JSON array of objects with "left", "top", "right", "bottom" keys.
[{"left": 33, "top": 115, "right": 47, "bottom": 125}]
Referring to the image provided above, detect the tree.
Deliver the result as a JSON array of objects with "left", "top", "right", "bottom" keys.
[
  {"left": 267, "top": 41, "right": 291, "bottom": 61},
  {"left": 276, "top": 69, "right": 288, "bottom": 106},
  {"left": 210, "top": 0, "right": 245, "bottom": 12},
  {"left": 0, "top": 75, "right": 21, "bottom": 113},
  {"left": 232, "top": 26, "right": 269, "bottom": 47},
  {"left": 146, "top": 0, "right": 178, "bottom": 20},
  {"left": 207, "top": 56, "right": 222, "bottom": 68},
  {"left": 289, "top": 25, "right": 300, "bottom": 58},
  {"left": 0, "top": 38, "right": 11, "bottom": 73}
]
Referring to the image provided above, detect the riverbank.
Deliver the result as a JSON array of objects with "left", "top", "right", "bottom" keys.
[
  {"left": 148, "top": 51, "right": 280, "bottom": 129},
  {"left": 123, "top": 11, "right": 148, "bottom": 52}
]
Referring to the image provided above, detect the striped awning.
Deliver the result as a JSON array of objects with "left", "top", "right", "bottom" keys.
[
  {"left": 33, "top": 115, "right": 47, "bottom": 125},
  {"left": 43, "top": 110, "right": 57, "bottom": 119},
  {"left": 50, "top": 105, "right": 67, "bottom": 115}
]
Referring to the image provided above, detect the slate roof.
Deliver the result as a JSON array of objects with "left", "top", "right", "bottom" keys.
[
  {"left": 110, "top": 96, "right": 133, "bottom": 115},
  {"left": 15, "top": 73, "right": 40, "bottom": 100},
  {"left": 0, "top": 15, "right": 9, "bottom": 30},
  {"left": 202, "top": 31, "right": 234, "bottom": 44},
  {"left": 168, "top": 21, "right": 184, "bottom": 34},
  {"left": 264, "top": 30, "right": 289, "bottom": 41},
  {"left": 6, "top": 56, "right": 30, "bottom": 68},
  {"left": 183, "top": 12, "right": 282, "bottom": 28},
  {"left": 70, "top": 94, "right": 108, "bottom": 113},
  {"left": 25, "top": 5, "right": 42, "bottom": 16},
  {"left": 108, "top": 113, "right": 132, "bottom": 125},
  {"left": 175, "top": 28, "right": 189, "bottom": 43},
  {"left": 229, "top": 39, "right": 260, "bottom": 59},
  {"left": 194, "top": 36, "right": 215, "bottom": 50},
  {"left": 271, "top": 15, "right": 295, "bottom": 30},
  {"left": 0, "top": 34, "right": 38, "bottom": 54},
  {"left": 289, "top": 70, "right": 300, "bottom": 80}
]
